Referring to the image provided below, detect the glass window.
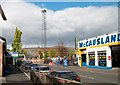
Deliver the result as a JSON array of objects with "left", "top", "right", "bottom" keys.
[
  {"left": 40, "top": 67, "right": 51, "bottom": 70},
  {"left": 88, "top": 52, "right": 95, "bottom": 66},
  {"left": 50, "top": 72, "right": 56, "bottom": 76},
  {"left": 58, "top": 72, "right": 77, "bottom": 79},
  {"left": 98, "top": 51, "right": 106, "bottom": 67}
]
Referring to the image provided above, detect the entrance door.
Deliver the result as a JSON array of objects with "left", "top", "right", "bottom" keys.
[
  {"left": 82, "top": 54, "right": 86, "bottom": 66},
  {"left": 111, "top": 46, "right": 120, "bottom": 67}
]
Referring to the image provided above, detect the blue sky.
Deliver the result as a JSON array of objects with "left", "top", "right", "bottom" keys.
[
  {"left": 24, "top": 0, "right": 120, "bottom": 2},
  {"left": 29, "top": 2, "right": 118, "bottom": 11},
  {"left": 2, "top": 0, "right": 118, "bottom": 48}
]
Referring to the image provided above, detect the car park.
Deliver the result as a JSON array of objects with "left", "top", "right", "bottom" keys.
[{"left": 47, "top": 71, "right": 81, "bottom": 84}]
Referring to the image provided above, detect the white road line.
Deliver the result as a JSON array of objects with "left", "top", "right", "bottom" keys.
[
  {"left": 112, "top": 82, "right": 120, "bottom": 85},
  {"left": 88, "top": 77, "right": 95, "bottom": 79},
  {"left": 23, "top": 71, "right": 30, "bottom": 80},
  {"left": 80, "top": 75, "right": 90, "bottom": 79},
  {"left": 80, "top": 75, "right": 95, "bottom": 79},
  {"left": 19, "top": 67, "right": 30, "bottom": 80}
]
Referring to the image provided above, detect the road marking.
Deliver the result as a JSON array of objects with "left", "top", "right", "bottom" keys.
[
  {"left": 80, "top": 75, "right": 95, "bottom": 80},
  {"left": 19, "top": 67, "right": 30, "bottom": 80},
  {"left": 112, "top": 82, "right": 120, "bottom": 85},
  {"left": 88, "top": 77, "right": 94, "bottom": 79},
  {"left": 23, "top": 71, "right": 30, "bottom": 80},
  {"left": 80, "top": 75, "right": 90, "bottom": 79}
]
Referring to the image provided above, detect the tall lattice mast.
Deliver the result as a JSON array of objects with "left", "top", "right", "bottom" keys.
[{"left": 42, "top": 9, "right": 47, "bottom": 50}]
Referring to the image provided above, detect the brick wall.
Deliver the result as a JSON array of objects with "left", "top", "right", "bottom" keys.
[{"left": 0, "top": 42, "right": 3, "bottom": 77}]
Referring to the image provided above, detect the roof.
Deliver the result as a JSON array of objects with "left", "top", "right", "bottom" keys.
[
  {"left": 40, "top": 66, "right": 49, "bottom": 67},
  {"left": 54, "top": 71, "right": 74, "bottom": 73}
]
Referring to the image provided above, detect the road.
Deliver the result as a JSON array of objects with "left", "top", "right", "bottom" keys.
[
  {"left": 11, "top": 64, "right": 118, "bottom": 85},
  {"left": 48, "top": 65, "right": 119, "bottom": 85}
]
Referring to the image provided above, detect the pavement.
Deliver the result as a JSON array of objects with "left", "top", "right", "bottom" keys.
[
  {"left": 0, "top": 66, "right": 33, "bottom": 85},
  {"left": 0, "top": 77, "right": 6, "bottom": 84},
  {"left": 0, "top": 68, "right": 6, "bottom": 84}
]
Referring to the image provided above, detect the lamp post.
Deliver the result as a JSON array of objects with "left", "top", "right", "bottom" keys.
[{"left": 0, "top": 5, "right": 7, "bottom": 20}]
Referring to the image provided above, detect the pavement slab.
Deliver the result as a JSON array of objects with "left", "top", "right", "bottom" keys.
[{"left": 2, "top": 66, "right": 33, "bottom": 85}]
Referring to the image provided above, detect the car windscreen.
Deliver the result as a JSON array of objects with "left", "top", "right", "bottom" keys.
[
  {"left": 35, "top": 67, "right": 39, "bottom": 71},
  {"left": 58, "top": 72, "right": 78, "bottom": 79},
  {"left": 40, "top": 67, "right": 51, "bottom": 70},
  {"left": 31, "top": 64, "right": 38, "bottom": 67}
]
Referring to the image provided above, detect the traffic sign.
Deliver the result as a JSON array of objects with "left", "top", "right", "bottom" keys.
[
  {"left": 64, "top": 59, "right": 68, "bottom": 67},
  {"left": 108, "top": 56, "right": 111, "bottom": 60},
  {"left": 12, "top": 52, "right": 18, "bottom": 58}
]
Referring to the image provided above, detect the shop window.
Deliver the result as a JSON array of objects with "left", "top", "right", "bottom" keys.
[
  {"left": 88, "top": 52, "right": 95, "bottom": 66},
  {"left": 98, "top": 51, "right": 106, "bottom": 67}
]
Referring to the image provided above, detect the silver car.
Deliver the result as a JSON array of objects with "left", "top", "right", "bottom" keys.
[{"left": 39, "top": 66, "right": 52, "bottom": 73}]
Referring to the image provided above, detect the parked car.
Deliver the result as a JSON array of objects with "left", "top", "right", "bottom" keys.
[
  {"left": 21, "top": 61, "right": 33, "bottom": 70},
  {"left": 73, "top": 60, "right": 78, "bottom": 65},
  {"left": 27, "top": 63, "right": 39, "bottom": 72},
  {"left": 34, "top": 66, "right": 52, "bottom": 73},
  {"left": 47, "top": 71, "right": 81, "bottom": 84},
  {"left": 39, "top": 66, "right": 52, "bottom": 73}
]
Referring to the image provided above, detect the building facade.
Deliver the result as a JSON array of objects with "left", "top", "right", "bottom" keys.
[
  {"left": 0, "top": 40, "right": 4, "bottom": 77},
  {"left": 76, "top": 32, "right": 120, "bottom": 69},
  {"left": 0, "top": 4, "right": 7, "bottom": 77}
]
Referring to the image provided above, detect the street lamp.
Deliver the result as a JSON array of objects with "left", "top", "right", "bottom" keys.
[{"left": 0, "top": 5, "right": 7, "bottom": 20}]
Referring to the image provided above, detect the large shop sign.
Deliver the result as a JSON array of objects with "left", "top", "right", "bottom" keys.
[{"left": 79, "top": 33, "right": 120, "bottom": 48}]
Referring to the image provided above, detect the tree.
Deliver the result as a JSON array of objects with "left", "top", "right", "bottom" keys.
[
  {"left": 49, "top": 49, "right": 56, "bottom": 58},
  {"left": 44, "top": 50, "right": 48, "bottom": 59},
  {"left": 43, "top": 50, "right": 49, "bottom": 63},
  {"left": 57, "top": 43, "right": 68, "bottom": 57},
  {"left": 67, "top": 48, "right": 75, "bottom": 60},
  {"left": 38, "top": 50, "right": 43, "bottom": 59},
  {"left": 21, "top": 50, "right": 27, "bottom": 56},
  {"left": 12, "top": 27, "right": 22, "bottom": 53}
]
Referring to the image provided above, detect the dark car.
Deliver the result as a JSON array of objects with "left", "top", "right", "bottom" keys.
[
  {"left": 47, "top": 71, "right": 81, "bottom": 84},
  {"left": 27, "top": 64, "right": 39, "bottom": 72},
  {"left": 21, "top": 61, "right": 33, "bottom": 70}
]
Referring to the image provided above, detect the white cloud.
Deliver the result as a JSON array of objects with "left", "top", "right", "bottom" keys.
[{"left": 1, "top": 0, "right": 118, "bottom": 49}]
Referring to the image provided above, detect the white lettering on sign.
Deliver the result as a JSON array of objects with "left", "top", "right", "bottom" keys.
[{"left": 78, "top": 33, "right": 120, "bottom": 48}]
